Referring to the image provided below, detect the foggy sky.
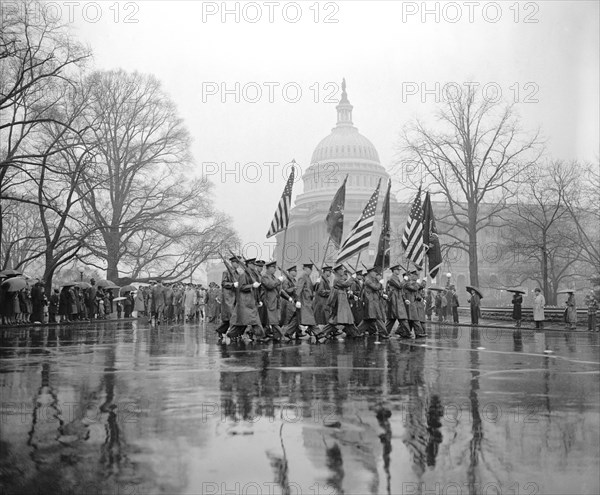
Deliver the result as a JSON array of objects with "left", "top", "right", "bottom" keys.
[{"left": 65, "top": 0, "right": 600, "bottom": 247}]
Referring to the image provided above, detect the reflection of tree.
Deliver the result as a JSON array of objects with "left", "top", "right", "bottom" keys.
[
  {"left": 467, "top": 328, "right": 483, "bottom": 492},
  {"left": 27, "top": 363, "right": 61, "bottom": 460},
  {"left": 376, "top": 406, "right": 392, "bottom": 495},
  {"left": 324, "top": 442, "right": 345, "bottom": 494},
  {"left": 425, "top": 395, "right": 443, "bottom": 467},
  {"left": 266, "top": 424, "right": 290, "bottom": 495}
]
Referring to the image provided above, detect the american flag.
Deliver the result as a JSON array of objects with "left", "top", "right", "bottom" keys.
[
  {"left": 336, "top": 178, "right": 381, "bottom": 264},
  {"left": 401, "top": 187, "right": 424, "bottom": 267},
  {"left": 266, "top": 165, "right": 295, "bottom": 238}
]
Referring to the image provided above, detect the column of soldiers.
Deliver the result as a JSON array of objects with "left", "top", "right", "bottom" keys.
[{"left": 216, "top": 256, "right": 429, "bottom": 344}]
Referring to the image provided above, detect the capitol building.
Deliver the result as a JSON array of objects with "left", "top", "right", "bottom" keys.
[{"left": 274, "top": 80, "right": 404, "bottom": 269}]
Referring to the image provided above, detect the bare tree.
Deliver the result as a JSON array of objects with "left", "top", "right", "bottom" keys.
[
  {"left": 500, "top": 160, "right": 585, "bottom": 304},
  {"left": 0, "top": 200, "right": 44, "bottom": 271},
  {"left": 0, "top": 0, "right": 90, "bottom": 238},
  {"left": 78, "top": 69, "right": 237, "bottom": 282},
  {"left": 563, "top": 161, "right": 600, "bottom": 280},
  {"left": 29, "top": 80, "right": 100, "bottom": 292},
  {"left": 397, "top": 86, "right": 543, "bottom": 286}
]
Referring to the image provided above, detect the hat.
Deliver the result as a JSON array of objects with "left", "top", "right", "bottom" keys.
[
  {"left": 322, "top": 265, "right": 333, "bottom": 271},
  {"left": 534, "top": 287, "right": 541, "bottom": 292},
  {"left": 265, "top": 260, "right": 277, "bottom": 268},
  {"left": 287, "top": 266, "right": 297, "bottom": 272},
  {"left": 244, "top": 258, "right": 256, "bottom": 265},
  {"left": 303, "top": 263, "right": 313, "bottom": 269},
  {"left": 255, "top": 260, "right": 266, "bottom": 267},
  {"left": 367, "top": 266, "right": 379, "bottom": 273},
  {"left": 333, "top": 264, "right": 345, "bottom": 272},
  {"left": 390, "top": 265, "right": 401, "bottom": 272},
  {"left": 355, "top": 270, "right": 365, "bottom": 276},
  {"left": 229, "top": 256, "right": 240, "bottom": 263}
]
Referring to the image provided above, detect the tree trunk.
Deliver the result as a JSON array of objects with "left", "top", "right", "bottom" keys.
[
  {"left": 468, "top": 211, "right": 479, "bottom": 287},
  {"left": 541, "top": 233, "right": 550, "bottom": 304},
  {"left": 44, "top": 251, "right": 55, "bottom": 296},
  {"left": 104, "top": 228, "right": 120, "bottom": 281}
]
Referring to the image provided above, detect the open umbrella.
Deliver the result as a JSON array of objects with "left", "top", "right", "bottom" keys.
[
  {"left": 103, "top": 285, "right": 121, "bottom": 291},
  {"left": 96, "top": 279, "right": 116, "bottom": 288},
  {"left": 557, "top": 289, "right": 575, "bottom": 294},
  {"left": 466, "top": 285, "right": 484, "bottom": 298},
  {"left": 74, "top": 281, "right": 91, "bottom": 289},
  {"left": 428, "top": 286, "right": 445, "bottom": 292},
  {"left": 504, "top": 288, "right": 526, "bottom": 294},
  {"left": 0, "top": 269, "right": 23, "bottom": 278},
  {"left": 112, "top": 296, "right": 127, "bottom": 301},
  {"left": 1, "top": 277, "right": 27, "bottom": 292},
  {"left": 120, "top": 284, "right": 137, "bottom": 292}
]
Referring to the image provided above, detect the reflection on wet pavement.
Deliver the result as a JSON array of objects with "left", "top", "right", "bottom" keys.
[{"left": 1, "top": 322, "right": 599, "bottom": 495}]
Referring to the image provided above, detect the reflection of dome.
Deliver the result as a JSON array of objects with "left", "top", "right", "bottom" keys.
[{"left": 298, "top": 79, "right": 389, "bottom": 206}]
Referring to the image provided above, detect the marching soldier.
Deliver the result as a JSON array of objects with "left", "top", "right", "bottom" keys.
[
  {"left": 357, "top": 266, "right": 389, "bottom": 338},
  {"left": 227, "top": 258, "right": 267, "bottom": 342},
  {"left": 216, "top": 256, "right": 239, "bottom": 338},
  {"left": 261, "top": 261, "right": 283, "bottom": 340},
  {"left": 322, "top": 264, "right": 361, "bottom": 339},
  {"left": 254, "top": 260, "right": 268, "bottom": 329},
  {"left": 349, "top": 270, "right": 364, "bottom": 326},
  {"left": 385, "top": 265, "right": 412, "bottom": 338},
  {"left": 313, "top": 266, "right": 332, "bottom": 327},
  {"left": 404, "top": 270, "right": 426, "bottom": 338},
  {"left": 284, "top": 263, "right": 320, "bottom": 340},
  {"left": 279, "top": 266, "right": 298, "bottom": 327}
]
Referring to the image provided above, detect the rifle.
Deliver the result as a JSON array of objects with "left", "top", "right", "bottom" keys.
[
  {"left": 276, "top": 265, "right": 296, "bottom": 303},
  {"left": 219, "top": 253, "right": 235, "bottom": 280},
  {"left": 309, "top": 258, "right": 323, "bottom": 278},
  {"left": 228, "top": 249, "right": 259, "bottom": 284}
]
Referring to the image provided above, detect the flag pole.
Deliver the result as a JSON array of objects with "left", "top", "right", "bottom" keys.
[
  {"left": 354, "top": 252, "right": 362, "bottom": 271},
  {"left": 280, "top": 227, "right": 289, "bottom": 273},
  {"left": 320, "top": 237, "right": 332, "bottom": 271}
]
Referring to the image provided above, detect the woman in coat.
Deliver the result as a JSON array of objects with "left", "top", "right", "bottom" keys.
[
  {"left": 565, "top": 292, "right": 577, "bottom": 330},
  {"left": 533, "top": 288, "right": 545, "bottom": 329},
  {"left": 59, "top": 287, "right": 70, "bottom": 322},
  {"left": 134, "top": 289, "right": 145, "bottom": 316},
  {"left": 31, "top": 283, "right": 45, "bottom": 324},
  {"left": 511, "top": 292, "right": 523, "bottom": 328}
]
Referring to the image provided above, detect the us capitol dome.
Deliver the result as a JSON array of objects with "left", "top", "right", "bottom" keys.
[{"left": 278, "top": 79, "right": 401, "bottom": 266}]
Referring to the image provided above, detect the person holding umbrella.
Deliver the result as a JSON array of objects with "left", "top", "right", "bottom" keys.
[
  {"left": 467, "top": 286, "right": 482, "bottom": 325},
  {"left": 563, "top": 290, "right": 577, "bottom": 330},
  {"left": 509, "top": 289, "right": 524, "bottom": 328}
]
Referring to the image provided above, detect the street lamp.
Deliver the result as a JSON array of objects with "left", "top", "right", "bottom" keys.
[
  {"left": 79, "top": 266, "right": 84, "bottom": 281},
  {"left": 446, "top": 272, "right": 452, "bottom": 288}
]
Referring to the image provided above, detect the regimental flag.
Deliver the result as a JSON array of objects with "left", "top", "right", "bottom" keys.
[
  {"left": 422, "top": 191, "right": 443, "bottom": 279},
  {"left": 266, "top": 165, "right": 295, "bottom": 238},
  {"left": 401, "top": 186, "right": 425, "bottom": 267},
  {"left": 374, "top": 179, "right": 391, "bottom": 270},
  {"left": 325, "top": 175, "right": 348, "bottom": 249},
  {"left": 336, "top": 179, "right": 382, "bottom": 264}
]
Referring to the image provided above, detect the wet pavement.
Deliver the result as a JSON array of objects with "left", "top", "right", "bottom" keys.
[{"left": 1, "top": 321, "right": 599, "bottom": 495}]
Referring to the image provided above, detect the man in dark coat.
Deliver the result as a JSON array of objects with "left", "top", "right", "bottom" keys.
[
  {"left": 357, "top": 266, "right": 389, "bottom": 338},
  {"left": 163, "top": 283, "right": 174, "bottom": 322},
  {"left": 227, "top": 259, "right": 266, "bottom": 341},
  {"left": 313, "top": 266, "right": 332, "bottom": 326},
  {"left": 511, "top": 292, "right": 523, "bottom": 327},
  {"left": 216, "top": 257, "right": 239, "bottom": 337},
  {"left": 449, "top": 285, "right": 459, "bottom": 323},
  {"left": 284, "top": 263, "right": 320, "bottom": 339},
  {"left": 86, "top": 278, "right": 97, "bottom": 320},
  {"left": 468, "top": 288, "right": 481, "bottom": 325},
  {"left": 322, "top": 265, "right": 360, "bottom": 339},
  {"left": 279, "top": 266, "right": 297, "bottom": 327},
  {"left": 385, "top": 265, "right": 411, "bottom": 338},
  {"left": 404, "top": 271, "right": 425, "bottom": 337},
  {"left": 31, "top": 282, "right": 45, "bottom": 324},
  {"left": 261, "top": 261, "right": 283, "bottom": 340}
]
